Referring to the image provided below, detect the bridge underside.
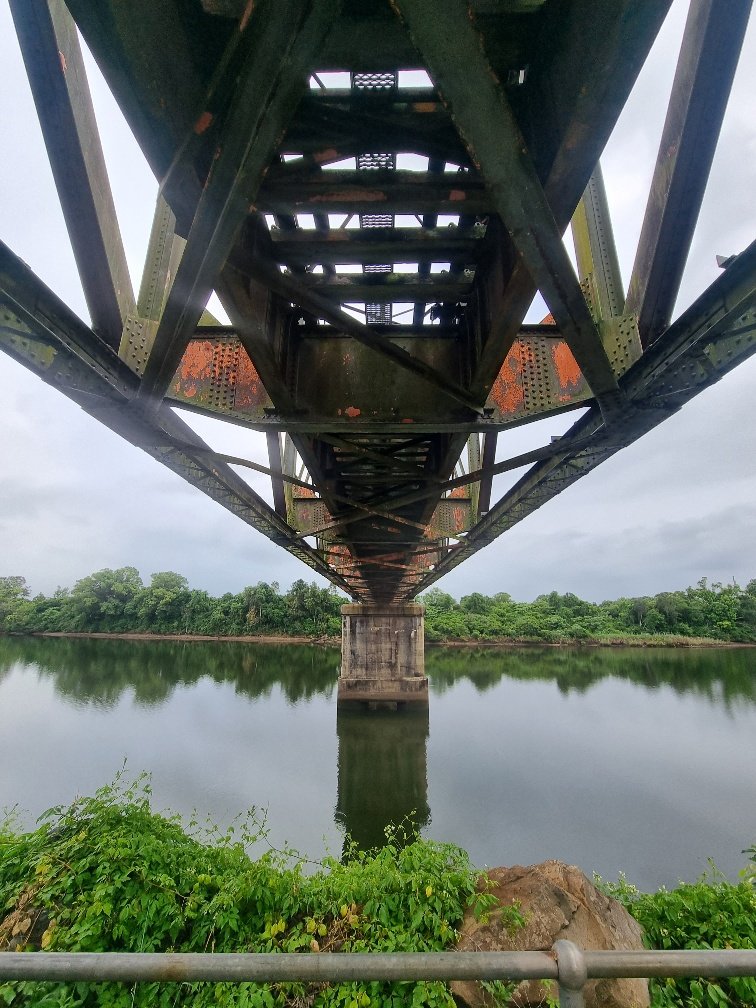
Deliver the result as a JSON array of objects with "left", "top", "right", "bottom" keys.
[{"left": 1, "top": 0, "right": 755, "bottom": 627}]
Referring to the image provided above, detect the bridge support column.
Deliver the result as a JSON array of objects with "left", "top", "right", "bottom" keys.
[{"left": 338, "top": 604, "right": 428, "bottom": 708}]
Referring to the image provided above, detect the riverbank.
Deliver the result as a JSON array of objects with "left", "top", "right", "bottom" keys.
[
  {"left": 1, "top": 778, "right": 754, "bottom": 1008},
  {"left": 22, "top": 630, "right": 749, "bottom": 648}
]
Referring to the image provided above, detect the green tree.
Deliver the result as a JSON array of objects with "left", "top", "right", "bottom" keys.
[
  {"left": 0, "top": 575, "right": 30, "bottom": 632},
  {"left": 67, "top": 567, "right": 144, "bottom": 632}
]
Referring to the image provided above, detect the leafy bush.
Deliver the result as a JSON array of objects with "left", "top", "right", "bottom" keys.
[
  {"left": 596, "top": 858, "right": 756, "bottom": 1008},
  {"left": 0, "top": 773, "right": 509, "bottom": 1008}
]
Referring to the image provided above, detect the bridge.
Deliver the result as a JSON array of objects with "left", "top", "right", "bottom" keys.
[{"left": 2, "top": 0, "right": 754, "bottom": 704}]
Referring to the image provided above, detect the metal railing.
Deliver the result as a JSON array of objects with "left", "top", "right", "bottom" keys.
[{"left": 3, "top": 943, "right": 756, "bottom": 1007}]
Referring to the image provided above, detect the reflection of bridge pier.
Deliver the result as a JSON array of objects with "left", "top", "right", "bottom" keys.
[
  {"left": 338, "top": 604, "right": 427, "bottom": 708},
  {"left": 335, "top": 704, "right": 430, "bottom": 851}
]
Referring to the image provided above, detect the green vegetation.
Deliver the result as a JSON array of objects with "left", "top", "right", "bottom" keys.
[
  {"left": 421, "top": 578, "right": 756, "bottom": 643},
  {"left": 2, "top": 570, "right": 756, "bottom": 643},
  {"left": 0, "top": 774, "right": 509, "bottom": 1008},
  {"left": 1, "top": 780, "right": 754, "bottom": 1008},
  {"left": 597, "top": 858, "right": 756, "bottom": 1008},
  {"left": 0, "top": 572, "right": 342, "bottom": 638}
]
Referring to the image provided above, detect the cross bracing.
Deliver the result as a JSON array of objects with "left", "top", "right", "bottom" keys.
[{"left": 1, "top": 0, "right": 754, "bottom": 603}]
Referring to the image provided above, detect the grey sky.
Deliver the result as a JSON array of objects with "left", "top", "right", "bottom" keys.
[{"left": 1, "top": 1, "right": 754, "bottom": 602}]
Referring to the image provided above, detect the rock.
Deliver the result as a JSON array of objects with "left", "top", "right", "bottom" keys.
[{"left": 451, "top": 860, "right": 649, "bottom": 1008}]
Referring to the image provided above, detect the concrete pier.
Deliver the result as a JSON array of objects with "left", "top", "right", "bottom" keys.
[{"left": 338, "top": 603, "right": 428, "bottom": 707}]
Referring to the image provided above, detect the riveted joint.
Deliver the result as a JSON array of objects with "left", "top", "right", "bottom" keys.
[{"left": 552, "top": 940, "right": 587, "bottom": 1007}]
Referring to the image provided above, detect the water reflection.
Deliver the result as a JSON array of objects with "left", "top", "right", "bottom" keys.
[
  {"left": 0, "top": 637, "right": 340, "bottom": 707},
  {"left": 1, "top": 637, "right": 753, "bottom": 710},
  {"left": 1, "top": 636, "right": 754, "bottom": 888},
  {"left": 335, "top": 706, "right": 430, "bottom": 850},
  {"left": 426, "top": 644, "right": 756, "bottom": 708}
]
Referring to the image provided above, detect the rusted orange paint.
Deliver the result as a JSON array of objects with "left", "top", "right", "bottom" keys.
[
  {"left": 452, "top": 505, "right": 465, "bottom": 530},
  {"left": 234, "top": 348, "right": 269, "bottom": 410},
  {"left": 345, "top": 406, "right": 361, "bottom": 418},
  {"left": 240, "top": 0, "right": 254, "bottom": 32},
  {"left": 178, "top": 341, "right": 216, "bottom": 382},
  {"left": 58, "top": 50, "right": 67, "bottom": 73},
  {"left": 312, "top": 189, "right": 387, "bottom": 204},
  {"left": 449, "top": 189, "right": 466, "bottom": 201},
  {"left": 552, "top": 341, "right": 582, "bottom": 390},
  {"left": 194, "top": 111, "right": 213, "bottom": 134},
  {"left": 314, "top": 148, "right": 340, "bottom": 164},
  {"left": 489, "top": 341, "right": 526, "bottom": 415},
  {"left": 412, "top": 102, "right": 438, "bottom": 113}
]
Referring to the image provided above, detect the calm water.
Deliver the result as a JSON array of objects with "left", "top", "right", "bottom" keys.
[{"left": 1, "top": 637, "right": 754, "bottom": 890}]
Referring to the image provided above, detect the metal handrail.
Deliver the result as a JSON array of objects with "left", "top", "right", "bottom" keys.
[{"left": 2, "top": 943, "right": 756, "bottom": 1007}]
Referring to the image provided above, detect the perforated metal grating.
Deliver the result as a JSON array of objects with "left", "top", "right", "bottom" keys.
[
  {"left": 351, "top": 72, "right": 397, "bottom": 91},
  {"left": 359, "top": 214, "right": 393, "bottom": 229},
  {"left": 352, "top": 72, "right": 398, "bottom": 325}
]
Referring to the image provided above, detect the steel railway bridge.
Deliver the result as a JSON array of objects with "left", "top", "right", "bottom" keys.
[{"left": 2, "top": 0, "right": 754, "bottom": 703}]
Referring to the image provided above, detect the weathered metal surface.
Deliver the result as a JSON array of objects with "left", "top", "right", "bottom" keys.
[
  {"left": 168, "top": 338, "right": 273, "bottom": 416},
  {"left": 9, "top": 0, "right": 135, "bottom": 350},
  {"left": 2, "top": 0, "right": 750, "bottom": 604},
  {"left": 414, "top": 240, "right": 756, "bottom": 592},
  {"left": 625, "top": 0, "right": 753, "bottom": 346}
]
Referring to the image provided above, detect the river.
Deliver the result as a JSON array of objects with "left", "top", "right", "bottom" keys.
[{"left": 1, "top": 637, "right": 754, "bottom": 891}]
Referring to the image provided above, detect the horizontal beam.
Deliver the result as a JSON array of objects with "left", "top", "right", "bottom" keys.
[
  {"left": 230, "top": 241, "right": 483, "bottom": 412},
  {"left": 257, "top": 170, "right": 491, "bottom": 216},
  {"left": 270, "top": 227, "right": 481, "bottom": 266},
  {"left": 1, "top": 946, "right": 755, "bottom": 984},
  {"left": 293, "top": 274, "right": 472, "bottom": 304}
]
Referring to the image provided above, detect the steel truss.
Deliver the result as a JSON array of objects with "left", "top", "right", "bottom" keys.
[{"left": 1, "top": 0, "right": 753, "bottom": 602}]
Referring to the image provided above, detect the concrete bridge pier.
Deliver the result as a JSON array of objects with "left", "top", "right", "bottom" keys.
[{"left": 338, "top": 603, "right": 428, "bottom": 708}]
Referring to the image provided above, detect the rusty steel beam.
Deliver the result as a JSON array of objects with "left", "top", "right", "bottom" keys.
[
  {"left": 477, "top": 432, "right": 497, "bottom": 514},
  {"left": 412, "top": 239, "right": 756, "bottom": 595},
  {"left": 0, "top": 240, "right": 357, "bottom": 597},
  {"left": 293, "top": 273, "right": 473, "bottom": 304},
  {"left": 468, "top": 0, "right": 673, "bottom": 399},
  {"left": 270, "top": 227, "right": 480, "bottom": 266},
  {"left": 571, "top": 163, "right": 624, "bottom": 321},
  {"left": 266, "top": 431, "right": 287, "bottom": 518},
  {"left": 10, "top": 0, "right": 136, "bottom": 351},
  {"left": 137, "top": 0, "right": 341, "bottom": 405},
  {"left": 393, "top": 0, "right": 621, "bottom": 421},
  {"left": 257, "top": 170, "right": 490, "bottom": 217},
  {"left": 625, "top": 0, "right": 753, "bottom": 346},
  {"left": 230, "top": 241, "right": 483, "bottom": 412}
]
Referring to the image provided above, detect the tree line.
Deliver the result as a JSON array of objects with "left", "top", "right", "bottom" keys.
[
  {"left": 0, "top": 570, "right": 343, "bottom": 638},
  {"left": 421, "top": 579, "right": 756, "bottom": 642},
  {"left": 1, "top": 568, "right": 755, "bottom": 642}
]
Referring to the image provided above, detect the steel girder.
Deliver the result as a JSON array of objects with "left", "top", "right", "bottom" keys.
[{"left": 3, "top": 0, "right": 753, "bottom": 603}]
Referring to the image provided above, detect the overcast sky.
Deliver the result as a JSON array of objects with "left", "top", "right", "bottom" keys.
[{"left": 1, "top": 0, "right": 754, "bottom": 603}]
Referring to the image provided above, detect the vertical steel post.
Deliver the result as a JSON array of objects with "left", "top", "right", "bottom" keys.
[
  {"left": 571, "top": 163, "right": 624, "bottom": 320},
  {"left": 553, "top": 940, "right": 587, "bottom": 1008}
]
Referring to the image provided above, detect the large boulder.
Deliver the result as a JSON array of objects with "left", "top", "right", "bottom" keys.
[{"left": 451, "top": 860, "right": 649, "bottom": 1008}]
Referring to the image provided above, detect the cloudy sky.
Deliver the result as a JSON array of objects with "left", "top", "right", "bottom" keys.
[{"left": 1, "top": 0, "right": 754, "bottom": 603}]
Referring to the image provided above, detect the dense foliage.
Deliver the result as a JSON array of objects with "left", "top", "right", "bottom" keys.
[
  {"left": 598, "top": 858, "right": 756, "bottom": 1008},
  {"left": 2, "top": 781, "right": 754, "bottom": 1008},
  {"left": 2, "top": 570, "right": 756, "bottom": 642},
  {"left": 0, "top": 572, "right": 342, "bottom": 638},
  {"left": 421, "top": 578, "right": 756, "bottom": 643},
  {"left": 0, "top": 775, "right": 509, "bottom": 1008}
]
